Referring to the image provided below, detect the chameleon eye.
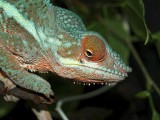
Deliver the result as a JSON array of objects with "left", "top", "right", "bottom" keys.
[
  {"left": 81, "top": 35, "right": 106, "bottom": 61},
  {"left": 85, "top": 49, "right": 93, "bottom": 58}
]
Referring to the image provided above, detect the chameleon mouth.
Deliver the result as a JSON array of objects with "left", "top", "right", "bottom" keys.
[
  {"left": 67, "top": 64, "right": 130, "bottom": 77},
  {"left": 69, "top": 65, "right": 129, "bottom": 85},
  {"left": 62, "top": 63, "right": 131, "bottom": 85},
  {"left": 73, "top": 78, "right": 120, "bottom": 86}
]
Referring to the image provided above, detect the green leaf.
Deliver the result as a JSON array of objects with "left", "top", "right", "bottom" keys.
[
  {"left": 105, "top": 18, "right": 130, "bottom": 41},
  {"left": 155, "top": 42, "right": 160, "bottom": 59},
  {"left": 123, "top": 0, "right": 150, "bottom": 44},
  {"left": 108, "top": 35, "right": 129, "bottom": 63},
  {"left": 152, "top": 111, "right": 160, "bottom": 120},
  {"left": 135, "top": 91, "right": 150, "bottom": 99},
  {"left": 104, "top": 18, "right": 130, "bottom": 63},
  {"left": 153, "top": 31, "right": 160, "bottom": 59},
  {"left": 152, "top": 32, "right": 160, "bottom": 41}
]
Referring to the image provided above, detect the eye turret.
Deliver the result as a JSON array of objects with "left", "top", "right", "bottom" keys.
[{"left": 81, "top": 35, "right": 106, "bottom": 61}]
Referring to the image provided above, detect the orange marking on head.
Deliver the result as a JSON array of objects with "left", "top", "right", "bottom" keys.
[{"left": 81, "top": 35, "right": 107, "bottom": 62}]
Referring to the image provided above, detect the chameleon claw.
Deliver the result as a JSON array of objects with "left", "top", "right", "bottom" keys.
[
  {"left": 50, "top": 90, "right": 54, "bottom": 96},
  {"left": 44, "top": 89, "right": 54, "bottom": 99}
]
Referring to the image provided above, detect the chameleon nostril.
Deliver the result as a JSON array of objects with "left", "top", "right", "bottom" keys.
[{"left": 79, "top": 59, "right": 84, "bottom": 64}]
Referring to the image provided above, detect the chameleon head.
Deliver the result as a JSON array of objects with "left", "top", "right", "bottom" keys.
[{"left": 55, "top": 31, "right": 132, "bottom": 85}]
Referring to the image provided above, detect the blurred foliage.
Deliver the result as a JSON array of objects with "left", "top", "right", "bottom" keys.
[
  {"left": 0, "top": 97, "right": 16, "bottom": 118},
  {"left": 0, "top": 0, "right": 160, "bottom": 120}
]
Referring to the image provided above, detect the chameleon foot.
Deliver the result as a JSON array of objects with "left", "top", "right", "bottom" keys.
[{"left": 44, "top": 89, "right": 54, "bottom": 99}]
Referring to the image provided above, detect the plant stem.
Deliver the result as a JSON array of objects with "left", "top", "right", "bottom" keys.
[
  {"left": 55, "top": 85, "right": 115, "bottom": 120},
  {"left": 126, "top": 41, "right": 160, "bottom": 96}
]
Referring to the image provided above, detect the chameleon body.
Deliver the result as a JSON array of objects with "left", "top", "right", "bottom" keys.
[
  {"left": 0, "top": 0, "right": 131, "bottom": 97},
  {"left": 0, "top": 0, "right": 131, "bottom": 119}
]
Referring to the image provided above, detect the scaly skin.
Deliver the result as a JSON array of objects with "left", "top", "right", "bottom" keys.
[
  {"left": 0, "top": 0, "right": 131, "bottom": 96},
  {"left": 0, "top": 0, "right": 131, "bottom": 119}
]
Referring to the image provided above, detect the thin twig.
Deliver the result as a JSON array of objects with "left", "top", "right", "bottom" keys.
[{"left": 55, "top": 85, "right": 115, "bottom": 120}]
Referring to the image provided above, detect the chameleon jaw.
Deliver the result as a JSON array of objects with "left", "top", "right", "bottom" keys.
[{"left": 59, "top": 63, "right": 131, "bottom": 85}]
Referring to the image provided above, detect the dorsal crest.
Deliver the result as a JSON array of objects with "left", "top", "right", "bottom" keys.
[{"left": 1, "top": 0, "right": 51, "bottom": 24}]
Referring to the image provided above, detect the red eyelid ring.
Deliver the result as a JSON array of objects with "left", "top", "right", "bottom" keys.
[{"left": 81, "top": 35, "right": 107, "bottom": 62}]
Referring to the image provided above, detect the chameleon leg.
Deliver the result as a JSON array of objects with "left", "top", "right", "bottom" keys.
[
  {"left": 0, "top": 49, "right": 54, "bottom": 98},
  {"left": 32, "top": 104, "right": 53, "bottom": 120},
  {"left": 0, "top": 70, "right": 54, "bottom": 119},
  {"left": 9, "top": 87, "right": 54, "bottom": 104},
  {"left": 0, "top": 69, "right": 54, "bottom": 103}
]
